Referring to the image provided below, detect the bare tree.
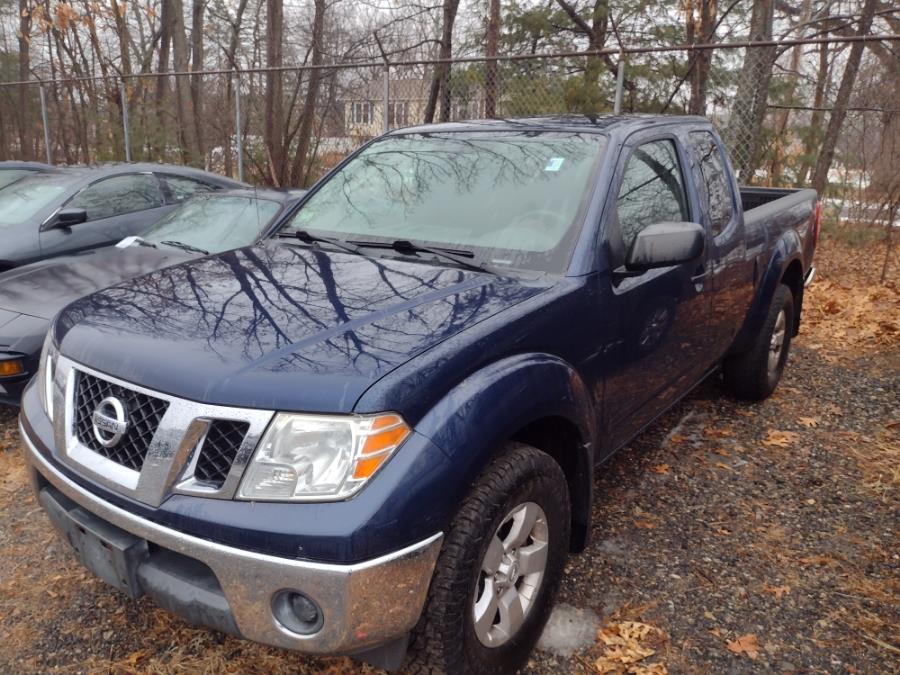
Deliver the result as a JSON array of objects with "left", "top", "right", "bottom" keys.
[
  {"left": 724, "top": 0, "right": 776, "bottom": 181},
  {"left": 265, "top": 0, "right": 286, "bottom": 183},
  {"left": 812, "top": 0, "right": 880, "bottom": 195},
  {"left": 423, "top": 0, "right": 461, "bottom": 123}
]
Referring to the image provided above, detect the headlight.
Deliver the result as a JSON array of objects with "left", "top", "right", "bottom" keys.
[
  {"left": 36, "top": 331, "right": 56, "bottom": 421},
  {"left": 237, "top": 412, "right": 410, "bottom": 501}
]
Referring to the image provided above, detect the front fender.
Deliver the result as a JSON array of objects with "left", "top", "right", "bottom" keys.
[
  {"left": 730, "top": 231, "right": 802, "bottom": 355},
  {"left": 414, "top": 352, "right": 597, "bottom": 546}
]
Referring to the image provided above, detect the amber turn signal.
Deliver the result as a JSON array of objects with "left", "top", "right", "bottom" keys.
[
  {"left": 0, "top": 359, "right": 25, "bottom": 377},
  {"left": 352, "top": 415, "right": 410, "bottom": 480}
]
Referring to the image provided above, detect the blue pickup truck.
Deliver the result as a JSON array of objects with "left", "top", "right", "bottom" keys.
[{"left": 19, "top": 115, "right": 817, "bottom": 673}]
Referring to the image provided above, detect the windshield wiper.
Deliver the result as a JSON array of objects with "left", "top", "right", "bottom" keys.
[
  {"left": 276, "top": 229, "right": 366, "bottom": 257},
  {"left": 349, "top": 239, "right": 496, "bottom": 275},
  {"left": 160, "top": 240, "right": 209, "bottom": 255}
]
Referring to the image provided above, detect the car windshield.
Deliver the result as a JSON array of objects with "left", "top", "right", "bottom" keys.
[
  {"left": 0, "top": 168, "right": 37, "bottom": 189},
  {"left": 142, "top": 194, "right": 282, "bottom": 253},
  {"left": 284, "top": 131, "right": 607, "bottom": 273},
  {"left": 0, "top": 173, "right": 74, "bottom": 226}
]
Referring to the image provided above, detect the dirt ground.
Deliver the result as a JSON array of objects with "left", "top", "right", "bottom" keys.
[{"left": 0, "top": 233, "right": 897, "bottom": 674}]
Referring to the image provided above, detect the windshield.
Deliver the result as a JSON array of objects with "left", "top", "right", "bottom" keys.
[
  {"left": 0, "top": 168, "right": 37, "bottom": 189},
  {"left": 0, "top": 173, "right": 73, "bottom": 226},
  {"left": 143, "top": 195, "right": 281, "bottom": 253},
  {"left": 285, "top": 131, "right": 607, "bottom": 273}
]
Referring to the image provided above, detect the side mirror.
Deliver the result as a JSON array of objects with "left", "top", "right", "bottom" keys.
[
  {"left": 53, "top": 208, "right": 88, "bottom": 228},
  {"left": 625, "top": 222, "right": 705, "bottom": 272}
]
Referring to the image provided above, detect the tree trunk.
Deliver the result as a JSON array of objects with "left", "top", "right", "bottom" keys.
[
  {"left": 484, "top": 0, "right": 500, "bottom": 118},
  {"left": 796, "top": 39, "right": 830, "bottom": 186},
  {"left": 223, "top": 0, "right": 249, "bottom": 178},
  {"left": 812, "top": 0, "right": 879, "bottom": 196},
  {"left": 154, "top": 0, "right": 173, "bottom": 159},
  {"left": 190, "top": 0, "right": 205, "bottom": 158},
  {"left": 265, "top": 0, "right": 286, "bottom": 183},
  {"left": 724, "top": 0, "right": 776, "bottom": 181},
  {"left": 769, "top": 0, "right": 810, "bottom": 184},
  {"left": 688, "top": 0, "right": 716, "bottom": 115},
  {"left": 423, "top": 0, "right": 460, "bottom": 124},
  {"left": 170, "top": 0, "right": 201, "bottom": 164},
  {"left": 17, "top": 0, "right": 32, "bottom": 159},
  {"left": 290, "top": 0, "right": 326, "bottom": 187}
]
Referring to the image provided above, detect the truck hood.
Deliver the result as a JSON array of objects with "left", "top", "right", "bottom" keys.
[
  {"left": 0, "top": 245, "right": 191, "bottom": 320},
  {"left": 56, "top": 242, "right": 548, "bottom": 412}
]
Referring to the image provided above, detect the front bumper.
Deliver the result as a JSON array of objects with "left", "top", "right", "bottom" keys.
[{"left": 21, "top": 420, "right": 442, "bottom": 657}]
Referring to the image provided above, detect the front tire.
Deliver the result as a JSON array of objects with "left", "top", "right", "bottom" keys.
[
  {"left": 724, "top": 283, "right": 794, "bottom": 400},
  {"left": 406, "top": 443, "right": 571, "bottom": 674}
]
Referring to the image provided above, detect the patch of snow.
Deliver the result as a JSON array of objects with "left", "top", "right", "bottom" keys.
[{"left": 536, "top": 603, "right": 599, "bottom": 656}]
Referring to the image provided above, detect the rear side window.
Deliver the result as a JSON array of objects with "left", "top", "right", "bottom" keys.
[
  {"left": 68, "top": 173, "right": 162, "bottom": 221},
  {"left": 616, "top": 139, "right": 689, "bottom": 252},
  {"left": 690, "top": 131, "right": 733, "bottom": 236},
  {"left": 160, "top": 174, "right": 214, "bottom": 203}
]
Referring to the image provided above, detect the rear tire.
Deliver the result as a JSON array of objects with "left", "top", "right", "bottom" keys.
[
  {"left": 405, "top": 442, "right": 570, "bottom": 674},
  {"left": 724, "top": 283, "right": 794, "bottom": 401}
]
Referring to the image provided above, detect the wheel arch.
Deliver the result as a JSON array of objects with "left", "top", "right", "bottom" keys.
[{"left": 413, "top": 352, "right": 598, "bottom": 554}]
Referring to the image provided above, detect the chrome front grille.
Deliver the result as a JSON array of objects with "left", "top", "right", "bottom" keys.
[
  {"left": 194, "top": 420, "right": 250, "bottom": 488},
  {"left": 73, "top": 371, "right": 169, "bottom": 471},
  {"left": 54, "top": 357, "right": 274, "bottom": 507}
]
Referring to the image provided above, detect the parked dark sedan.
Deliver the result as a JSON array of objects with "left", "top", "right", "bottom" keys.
[
  {"left": 0, "top": 163, "right": 245, "bottom": 271},
  {"left": 0, "top": 188, "right": 304, "bottom": 404},
  {"left": 0, "top": 161, "right": 56, "bottom": 188}
]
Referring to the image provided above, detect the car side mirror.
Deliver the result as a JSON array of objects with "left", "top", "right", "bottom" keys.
[
  {"left": 624, "top": 222, "right": 705, "bottom": 272},
  {"left": 53, "top": 208, "right": 88, "bottom": 228}
]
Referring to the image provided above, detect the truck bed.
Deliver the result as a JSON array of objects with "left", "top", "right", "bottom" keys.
[
  {"left": 739, "top": 186, "right": 802, "bottom": 212},
  {"left": 740, "top": 186, "right": 817, "bottom": 231}
]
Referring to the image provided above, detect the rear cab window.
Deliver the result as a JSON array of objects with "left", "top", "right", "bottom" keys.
[{"left": 688, "top": 131, "right": 735, "bottom": 237}]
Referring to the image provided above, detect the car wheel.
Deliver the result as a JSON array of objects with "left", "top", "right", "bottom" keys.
[
  {"left": 724, "top": 283, "right": 794, "bottom": 401},
  {"left": 405, "top": 442, "right": 571, "bottom": 674}
]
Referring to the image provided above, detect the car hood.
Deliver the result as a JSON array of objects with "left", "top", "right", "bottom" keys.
[
  {"left": 56, "top": 242, "right": 549, "bottom": 412},
  {"left": 0, "top": 245, "right": 191, "bottom": 320}
]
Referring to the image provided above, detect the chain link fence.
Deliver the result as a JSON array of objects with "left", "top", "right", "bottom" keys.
[{"left": 0, "top": 36, "right": 896, "bottom": 212}]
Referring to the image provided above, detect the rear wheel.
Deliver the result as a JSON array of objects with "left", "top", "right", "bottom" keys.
[
  {"left": 405, "top": 442, "right": 570, "bottom": 674},
  {"left": 724, "top": 283, "right": 794, "bottom": 400}
]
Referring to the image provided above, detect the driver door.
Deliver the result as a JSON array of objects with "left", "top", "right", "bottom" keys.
[{"left": 600, "top": 134, "right": 714, "bottom": 453}]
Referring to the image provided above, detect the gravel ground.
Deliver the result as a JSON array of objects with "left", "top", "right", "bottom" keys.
[{"left": 0, "top": 238, "right": 897, "bottom": 674}]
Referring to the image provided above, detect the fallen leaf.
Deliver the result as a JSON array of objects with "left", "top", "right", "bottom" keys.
[
  {"left": 798, "top": 417, "right": 820, "bottom": 428},
  {"left": 727, "top": 633, "right": 760, "bottom": 660},
  {"left": 650, "top": 464, "right": 671, "bottom": 474},
  {"left": 762, "top": 585, "right": 791, "bottom": 600},
  {"left": 762, "top": 430, "right": 800, "bottom": 449}
]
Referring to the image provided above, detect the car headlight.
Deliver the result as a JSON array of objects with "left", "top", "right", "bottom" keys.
[
  {"left": 237, "top": 412, "right": 410, "bottom": 501},
  {"left": 36, "top": 331, "right": 57, "bottom": 421}
]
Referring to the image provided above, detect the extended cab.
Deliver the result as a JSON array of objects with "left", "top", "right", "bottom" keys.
[{"left": 19, "top": 116, "right": 817, "bottom": 673}]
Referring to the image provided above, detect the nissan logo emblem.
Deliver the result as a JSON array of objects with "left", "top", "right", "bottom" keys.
[{"left": 91, "top": 396, "right": 128, "bottom": 448}]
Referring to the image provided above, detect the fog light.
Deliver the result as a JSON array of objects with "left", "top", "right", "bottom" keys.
[
  {"left": 272, "top": 590, "right": 323, "bottom": 635},
  {"left": 0, "top": 358, "right": 25, "bottom": 377}
]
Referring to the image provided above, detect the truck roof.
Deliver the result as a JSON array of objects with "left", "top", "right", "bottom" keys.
[{"left": 391, "top": 113, "right": 710, "bottom": 136}]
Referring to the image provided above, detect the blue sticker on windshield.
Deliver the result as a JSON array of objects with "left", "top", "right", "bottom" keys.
[{"left": 544, "top": 157, "right": 565, "bottom": 172}]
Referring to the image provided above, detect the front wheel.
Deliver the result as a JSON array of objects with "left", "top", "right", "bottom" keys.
[
  {"left": 724, "top": 283, "right": 794, "bottom": 400},
  {"left": 405, "top": 442, "right": 571, "bottom": 674}
]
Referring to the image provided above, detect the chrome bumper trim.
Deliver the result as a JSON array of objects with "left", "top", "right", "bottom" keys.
[
  {"left": 804, "top": 266, "right": 816, "bottom": 287},
  {"left": 21, "top": 421, "right": 443, "bottom": 655}
]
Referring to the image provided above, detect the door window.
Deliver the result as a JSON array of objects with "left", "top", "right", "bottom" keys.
[
  {"left": 616, "top": 139, "right": 690, "bottom": 252},
  {"left": 68, "top": 173, "right": 162, "bottom": 221},
  {"left": 690, "top": 131, "right": 733, "bottom": 236},
  {"left": 160, "top": 174, "right": 215, "bottom": 203}
]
